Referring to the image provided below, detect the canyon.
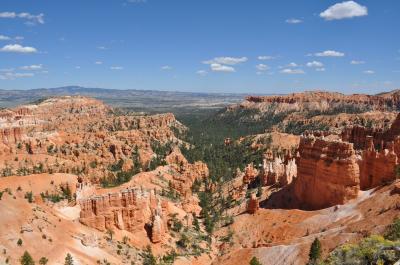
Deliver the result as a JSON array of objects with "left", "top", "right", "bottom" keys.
[{"left": 0, "top": 91, "right": 399, "bottom": 265}]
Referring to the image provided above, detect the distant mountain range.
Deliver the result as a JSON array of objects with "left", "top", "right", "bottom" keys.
[{"left": 0, "top": 86, "right": 249, "bottom": 113}]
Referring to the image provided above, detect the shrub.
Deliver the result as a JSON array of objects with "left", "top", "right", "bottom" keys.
[
  {"left": 249, "top": 257, "right": 262, "bottom": 265},
  {"left": 39, "top": 257, "right": 48, "bottom": 265},
  {"left": 24, "top": 191, "right": 33, "bottom": 203},
  {"left": 17, "top": 238, "right": 23, "bottom": 246},
  {"left": 385, "top": 218, "right": 400, "bottom": 241}
]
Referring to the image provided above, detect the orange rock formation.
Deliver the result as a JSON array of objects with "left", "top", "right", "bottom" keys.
[{"left": 294, "top": 137, "right": 360, "bottom": 210}]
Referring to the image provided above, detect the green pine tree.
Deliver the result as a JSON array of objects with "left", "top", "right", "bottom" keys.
[
  {"left": 308, "top": 238, "right": 321, "bottom": 264},
  {"left": 20, "top": 251, "right": 35, "bottom": 265},
  {"left": 64, "top": 253, "right": 74, "bottom": 265}
]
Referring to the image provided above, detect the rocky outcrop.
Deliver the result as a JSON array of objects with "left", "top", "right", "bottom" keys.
[
  {"left": 243, "top": 163, "right": 258, "bottom": 184},
  {"left": 0, "top": 127, "right": 23, "bottom": 144},
  {"left": 294, "top": 137, "right": 360, "bottom": 210},
  {"left": 260, "top": 150, "right": 297, "bottom": 186},
  {"left": 79, "top": 188, "right": 168, "bottom": 242},
  {"left": 358, "top": 137, "right": 398, "bottom": 190},
  {"left": 247, "top": 193, "right": 259, "bottom": 214},
  {"left": 166, "top": 149, "right": 209, "bottom": 197},
  {"left": 341, "top": 113, "right": 400, "bottom": 189}
]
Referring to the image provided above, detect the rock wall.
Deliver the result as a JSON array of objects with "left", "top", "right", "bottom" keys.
[
  {"left": 79, "top": 188, "right": 168, "bottom": 243},
  {"left": 244, "top": 91, "right": 400, "bottom": 112},
  {"left": 294, "top": 137, "right": 360, "bottom": 210},
  {"left": 358, "top": 136, "right": 398, "bottom": 190}
]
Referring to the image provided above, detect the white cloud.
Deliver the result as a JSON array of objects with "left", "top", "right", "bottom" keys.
[
  {"left": 210, "top": 63, "right": 235, "bottom": 72},
  {"left": 287, "top": 62, "right": 298, "bottom": 67},
  {"left": 286, "top": 18, "right": 303, "bottom": 24},
  {"left": 0, "top": 44, "right": 37, "bottom": 53},
  {"left": 203, "top": 56, "right": 247, "bottom": 65},
  {"left": 280, "top": 68, "right": 305, "bottom": 74},
  {"left": 95, "top": 61, "right": 103, "bottom": 65},
  {"left": 196, "top": 70, "right": 208, "bottom": 76},
  {"left": 0, "top": 12, "right": 44, "bottom": 25},
  {"left": 320, "top": 1, "right": 367, "bottom": 20},
  {"left": 161, "top": 65, "right": 172, "bottom": 70},
  {"left": 20, "top": 64, "right": 42, "bottom": 70},
  {"left": 97, "top": 46, "right": 107, "bottom": 50},
  {"left": 15, "top": 36, "right": 24, "bottom": 41},
  {"left": 350, "top": 60, "right": 365, "bottom": 64},
  {"left": 314, "top": 50, "right": 344, "bottom": 57},
  {"left": 0, "top": 35, "right": 10, "bottom": 41},
  {"left": 258, "top": 55, "right": 274, "bottom": 60},
  {"left": 316, "top": 68, "right": 326, "bottom": 72},
  {"left": 128, "top": 0, "right": 147, "bottom": 3},
  {"left": 256, "top": 64, "right": 269, "bottom": 71},
  {"left": 364, "top": 70, "right": 375, "bottom": 74},
  {"left": 0, "top": 72, "right": 34, "bottom": 80},
  {"left": 75, "top": 66, "right": 81, "bottom": 69},
  {"left": 110, "top": 66, "right": 123, "bottom": 70},
  {"left": 306, "top": 61, "right": 324, "bottom": 67}
]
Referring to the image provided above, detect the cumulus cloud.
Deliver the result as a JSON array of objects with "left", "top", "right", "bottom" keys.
[
  {"left": 110, "top": 66, "right": 123, "bottom": 70},
  {"left": 210, "top": 63, "right": 235, "bottom": 73},
  {"left": 316, "top": 68, "right": 326, "bottom": 72},
  {"left": 0, "top": 12, "right": 44, "bottom": 25},
  {"left": 97, "top": 46, "right": 107, "bottom": 50},
  {"left": 286, "top": 18, "right": 303, "bottom": 24},
  {"left": 161, "top": 65, "right": 172, "bottom": 70},
  {"left": 256, "top": 64, "right": 269, "bottom": 71},
  {"left": 350, "top": 60, "right": 365, "bottom": 64},
  {"left": 307, "top": 61, "right": 324, "bottom": 68},
  {"left": 320, "top": 1, "right": 367, "bottom": 20},
  {"left": 364, "top": 70, "right": 375, "bottom": 74},
  {"left": 0, "top": 44, "right": 37, "bottom": 53},
  {"left": 280, "top": 68, "right": 305, "bottom": 74},
  {"left": 95, "top": 61, "right": 103, "bottom": 65},
  {"left": 287, "top": 62, "right": 298, "bottom": 67},
  {"left": 196, "top": 70, "right": 208, "bottom": 76},
  {"left": 258, "top": 55, "right": 274, "bottom": 60},
  {"left": 203, "top": 56, "right": 247, "bottom": 65},
  {"left": 314, "top": 50, "right": 344, "bottom": 57},
  {"left": 20, "top": 64, "right": 42, "bottom": 70}
]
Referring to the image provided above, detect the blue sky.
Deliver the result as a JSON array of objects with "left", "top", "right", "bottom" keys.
[{"left": 0, "top": 0, "right": 399, "bottom": 94}]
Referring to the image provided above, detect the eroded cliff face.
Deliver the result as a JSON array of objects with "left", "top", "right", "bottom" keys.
[
  {"left": 79, "top": 188, "right": 169, "bottom": 243},
  {"left": 359, "top": 137, "right": 398, "bottom": 189},
  {"left": 243, "top": 90, "right": 400, "bottom": 113},
  {"left": 341, "top": 113, "right": 400, "bottom": 190},
  {"left": 294, "top": 137, "right": 360, "bottom": 210},
  {"left": 0, "top": 96, "right": 185, "bottom": 182}
]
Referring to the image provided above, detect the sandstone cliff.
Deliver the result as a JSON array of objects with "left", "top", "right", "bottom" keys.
[
  {"left": 294, "top": 137, "right": 360, "bottom": 210},
  {"left": 79, "top": 188, "right": 168, "bottom": 243}
]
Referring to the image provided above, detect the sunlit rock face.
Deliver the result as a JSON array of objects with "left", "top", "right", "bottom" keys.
[{"left": 294, "top": 136, "right": 360, "bottom": 210}]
